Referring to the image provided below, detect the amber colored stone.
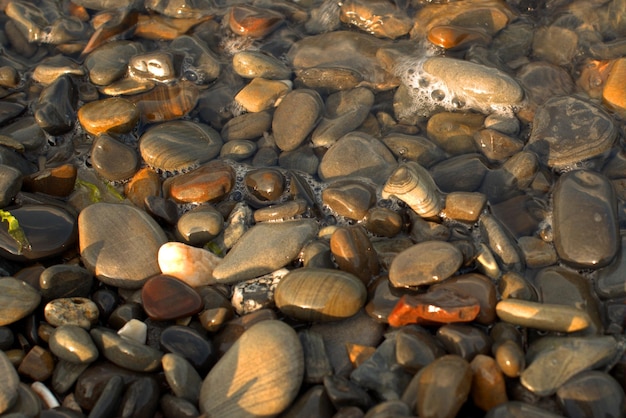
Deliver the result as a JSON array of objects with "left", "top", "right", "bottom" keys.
[
  {"left": 330, "top": 226, "right": 380, "bottom": 285},
  {"left": 430, "top": 273, "right": 497, "bottom": 325},
  {"left": 22, "top": 164, "right": 77, "bottom": 197},
  {"left": 125, "top": 167, "right": 161, "bottom": 209},
  {"left": 18, "top": 346, "right": 55, "bottom": 381},
  {"left": 346, "top": 343, "right": 376, "bottom": 368},
  {"left": 82, "top": 9, "right": 138, "bottom": 55},
  {"left": 470, "top": 354, "right": 508, "bottom": 411},
  {"left": 78, "top": 97, "right": 139, "bottom": 136},
  {"left": 167, "top": 160, "right": 235, "bottom": 204},
  {"left": 577, "top": 59, "right": 612, "bottom": 99},
  {"left": 228, "top": 5, "right": 284, "bottom": 38},
  {"left": 603, "top": 58, "right": 626, "bottom": 118},
  {"left": 388, "top": 288, "right": 480, "bottom": 327},
  {"left": 135, "top": 14, "right": 211, "bottom": 40},
  {"left": 428, "top": 25, "right": 491, "bottom": 49},
  {"left": 244, "top": 168, "right": 285, "bottom": 201},
  {"left": 130, "top": 81, "right": 199, "bottom": 123},
  {"left": 141, "top": 274, "right": 203, "bottom": 321}
]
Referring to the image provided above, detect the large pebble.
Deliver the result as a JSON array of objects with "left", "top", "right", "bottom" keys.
[
  {"left": 552, "top": 170, "right": 619, "bottom": 269},
  {"left": 496, "top": 299, "right": 591, "bottom": 333},
  {"left": 90, "top": 327, "right": 163, "bottom": 372},
  {"left": 212, "top": 219, "right": 319, "bottom": 284},
  {"left": 48, "top": 325, "right": 98, "bottom": 364},
  {"left": 0, "top": 350, "right": 18, "bottom": 414},
  {"left": 78, "top": 98, "right": 139, "bottom": 136},
  {"left": 141, "top": 274, "right": 203, "bottom": 321},
  {"left": 273, "top": 89, "right": 323, "bottom": 151},
  {"left": 525, "top": 95, "right": 617, "bottom": 169},
  {"left": 84, "top": 41, "right": 144, "bottom": 85},
  {"left": 44, "top": 297, "right": 100, "bottom": 329},
  {"left": 79, "top": 203, "right": 168, "bottom": 289},
  {"left": 91, "top": 134, "right": 139, "bottom": 182},
  {"left": 0, "top": 277, "right": 41, "bottom": 326},
  {"left": 139, "top": 121, "right": 222, "bottom": 174},
  {"left": 162, "top": 353, "right": 202, "bottom": 403},
  {"left": 199, "top": 320, "right": 303, "bottom": 417},
  {"left": 166, "top": 160, "right": 235, "bottom": 204},
  {"left": 389, "top": 241, "right": 463, "bottom": 287},
  {"left": 556, "top": 371, "right": 625, "bottom": 418},
  {"left": 275, "top": 267, "right": 367, "bottom": 322},
  {"left": 158, "top": 241, "right": 221, "bottom": 287}
]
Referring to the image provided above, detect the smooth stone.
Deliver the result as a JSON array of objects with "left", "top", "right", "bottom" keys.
[
  {"left": 318, "top": 132, "right": 397, "bottom": 185},
  {"left": 212, "top": 309, "right": 276, "bottom": 357},
  {"left": 382, "top": 133, "right": 446, "bottom": 168},
  {"left": 0, "top": 350, "right": 19, "bottom": 414},
  {"left": 414, "top": 355, "right": 472, "bottom": 418},
  {"left": 518, "top": 236, "right": 557, "bottom": 269},
  {"left": 278, "top": 145, "right": 320, "bottom": 176},
  {"left": 496, "top": 299, "right": 592, "bottom": 333},
  {"left": 596, "top": 234, "right": 626, "bottom": 299},
  {"left": 395, "top": 328, "right": 445, "bottom": 372},
  {"left": 176, "top": 205, "right": 223, "bottom": 245},
  {"left": 480, "top": 213, "right": 523, "bottom": 271},
  {"left": 84, "top": 41, "right": 144, "bottom": 85},
  {"left": 485, "top": 401, "right": 571, "bottom": 418},
  {"left": 525, "top": 96, "right": 617, "bottom": 169},
  {"left": 0, "top": 102, "right": 25, "bottom": 127},
  {"left": 0, "top": 66, "right": 19, "bottom": 88},
  {"left": 220, "top": 139, "right": 257, "bottom": 161},
  {"left": 158, "top": 242, "right": 221, "bottom": 287},
  {"left": 470, "top": 354, "right": 508, "bottom": 412},
  {"left": 130, "top": 80, "right": 199, "bottom": 123},
  {"left": 495, "top": 339, "right": 525, "bottom": 378},
  {"left": 389, "top": 241, "right": 463, "bottom": 287},
  {"left": 23, "top": 164, "right": 78, "bottom": 198},
  {"left": 118, "top": 377, "right": 160, "bottom": 418},
  {"left": 426, "top": 112, "right": 483, "bottom": 155},
  {"left": 128, "top": 51, "right": 178, "bottom": 83},
  {"left": 427, "top": 24, "right": 491, "bottom": 49},
  {"left": 34, "top": 75, "right": 77, "bottom": 135},
  {"left": 436, "top": 324, "right": 492, "bottom": 361},
  {"left": 442, "top": 192, "right": 487, "bottom": 223},
  {"left": 421, "top": 56, "right": 524, "bottom": 108},
  {"left": 532, "top": 25, "right": 578, "bottom": 67},
  {"left": 0, "top": 117, "right": 47, "bottom": 152},
  {"left": 139, "top": 120, "right": 222, "bottom": 174},
  {"left": 17, "top": 345, "right": 55, "bottom": 381},
  {"left": 51, "top": 360, "right": 89, "bottom": 394},
  {"left": 280, "top": 385, "right": 334, "bottom": 418},
  {"left": 171, "top": 35, "right": 221, "bottom": 83},
  {"left": 330, "top": 226, "right": 380, "bottom": 285},
  {"left": 517, "top": 61, "right": 574, "bottom": 115},
  {"left": 311, "top": 87, "right": 375, "bottom": 148},
  {"left": 39, "top": 264, "right": 92, "bottom": 303},
  {"left": 556, "top": 371, "right": 624, "bottom": 418},
  {"left": 432, "top": 273, "right": 497, "bottom": 325},
  {"left": 234, "top": 78, "right": 291, "bottom": 113},
  {"left": 0, "top": 277, "right": 41, "bottom": 326},
  {"left": 166, "top": 160, "right": 235, "bottom": 204},
  {"left": 90, "top": 134, "right": 139, "bottom": 182},
  {"left": 340, "top": 0, "right": 412, "bottom": 38},
  {"left": 324, "top": 374, "right": 373, "bottom": 410},
  {"left": 78, "top": 98, "right": 139, "bottom": 136},
  {"left": 244, "top": 168, "right": 285, "bottom": 202},
  {"left": 124, "top": 167, "right": 161, "bottom": 209},
  {"left": 275, "top": 267, "right": 367, "bottom": 322},
  {"left": 162, "top": 353, "right": 202, "bottom": 403},
  {"left": 228, "top": 4, "right": 284, "bottom": 38},
  {"left": 603, "top": 57, "right": 626, "bottom": 117},
  {"left": 90, "top": 327, "right": 163, "bottom": 372},
  {"left": 159, "top": 325, "right": 215, "bottom": 375},
  {"left": 31, "top": 55, "right": 84, "bottom": 85},
  {"left": 0, "top": 164, "right": 22, "bottom": 207},
  {"left": 301, "top": 240, "right": 334, "bottom": 269},
  {"left": 160, "top": 394, "right": 200, "bottom": 418},
  {"left": 117, "top": 319, "right": 147, "bottom": 344},
  {"left": 199, "top": 320, "right": 304, "bottom": 417},
  {"left": 322, "top": 179, "right": 377, "bottom": 220},
  {"left": 273, "top": 89, "right": 323, "bottom": 151},
  {"left": 44, "top": 297, "right": 99, "bottom": 329},
  {"left": 141, "top": 274, "right": 203, "bottom": 321},
  {"left": 299, "top": 329, "right": 333, "bottom": 384},
  {"left": 213, "top": 219, "right": 319, "bottom": 284},
  {"left": 108, "top": 302, "right": 146, "bottom": 330},
  {"left": 363, "top": 207, "right": 403, "bottom": 238},
  {"left": 431, "top": 154, "right": 489, "bottom": 193},
  {"left": 474, "top": 129, "right": 524, "bottom": 162},
  {"left": 388, "top": 288, "right": 480, "bottom": 327},
  {"left": 552, "top": 170, "right": 619, "bottom": 269},
  {"left": 48, "top": 325, "right": 98, "bottom": 364},
  {"left": 0, "top": 204, "right": 77, "bottom": 261},
  {"left": 88, "top": 375, "right": 124, "bottom": 418},
  {"left": 221, "top": 110, "right": 273, "bottom": 142},
  {"left": 232, "top": 50, "right": 291, "bottom": 80},
  {"left": 79, "top": 203, "right": 167, "bottom": 289},
  {"left": 365, "top": 277, "right": 402, "bottom": 323},
  {"left": 91, "top": 288, "right": 118, "bottom": 324},
  {"left": 521, "top": 336, "right": 620, "bottom": 396},
  {"left": 3, "top": 383, "right": 41, "bottom": 417}
]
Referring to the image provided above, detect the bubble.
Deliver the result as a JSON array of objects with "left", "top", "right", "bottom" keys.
[{"left": 431, "top": 89, "right": 445, "bottom": 101}]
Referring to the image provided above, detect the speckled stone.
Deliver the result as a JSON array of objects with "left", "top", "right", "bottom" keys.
[{"left": 44, "top": 297, "right": 100, "bottom": 329}]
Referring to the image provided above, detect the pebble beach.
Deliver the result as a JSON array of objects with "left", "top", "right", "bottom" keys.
[{"left": 0, "top": 0, "right": 626, "bottom": 417}]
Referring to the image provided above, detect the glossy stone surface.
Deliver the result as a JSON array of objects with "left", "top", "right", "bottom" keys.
[
  {"left": 330, "top": 226, "right": 380, "bottom": 285},
  {"left": 415, "top": 355, "right": 472, "bottom": 418},
  {"left": 78, "top": 97, "right": 139, "bottom": 136},
  {"left": 389, "top": 241, "right": 463, "bottom": 288},
  {"left": 141, "top": 274, "right": 203, "bottom": 321},
  {"left": 159, "top": 325, "right": 215, "bottom": 375},
  {"left": 90, "top": 134, "right": 139, "bottom": 182},
  {"left": 0, "top": 277, "right": 41, "bottom": 326},
  {"left": 162, "top": 353, "right": 202, "bottom": 403},
  {"left": 556, "top": 371, "right": 625, "bottom": 418},
  {"left": 166, "top": 160, "right": 235, "bottom": 204},
  {"left": 90, "top": 327, "right": 163, "bottom": 372},
  {"left": 48, "top": 325, "right": 98, "bottom": 364},
  {"left": 388, "top": 288, "right": 480, "bottom": 327},
  {"left": 496, "top": 299, "right": 592, "bottom": 333},
  {"left": 273, "top": 89, "right": 323, "bottom": 152},
  {"left": 158, "top": 242, "right": 221, "bottom": 287},
  {"left": 0, "top": 350, "right": 19, "bottom": 414}
]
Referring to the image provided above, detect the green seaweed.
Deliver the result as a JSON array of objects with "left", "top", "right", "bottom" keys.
[
  {"left": 0, "top": 209, "right": 31, "bottom": 254},
  {"left": 204, "top": 241, "right": 223, "bottom": 256},
  {"left": 75, "top": 178, "right": 102, "bottom": 203}
]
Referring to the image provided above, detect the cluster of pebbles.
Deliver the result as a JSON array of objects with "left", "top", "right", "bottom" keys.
[{"left": 2, "top": 0, "right": 626, "bottom": 417}]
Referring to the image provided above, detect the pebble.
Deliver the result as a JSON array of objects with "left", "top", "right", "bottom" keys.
[
  {"left": 90, "top": 327, "right": 163, "bottom": 372},
  {"left": 322, "top": 179, "right": 377, "bottom": 220},
  {"left": 0, "top": 277, "right": 41, "bottom": 326},
  {"left": 48, "top": 325, "right": 98, "bottom": 364},
  {"left": 603, "top": 57, "right": 626, "bottom": 117},
  {"left": 388, "top": 288, "right": 480, "bottom": 327},
  {"left": 389, "top": 241, "right": 463, "bottom": 288},
  {"left": 381, "top": 133, "right": 447, "bottom": 167},
  {"left": 231, "top": 270, "right": 285, "bottom": 315},
  {"left": 496, "top": 299, "right": 592, "bottom": 333},
  {"left": 330, "top": 225, "right": 380, "bottom": 285},
  {"left": 234, "top": 78, "right": 291, "bottom": 113},
  {"left": 275, "top": 267, "right": 367, "bottom": 322},
  {"left": 90, "top": 134, "right": 139, "bottom": 182},
  {"left": 556, "top": 370, "right": 625, "bottom": 418},
  {"left": 525, "top": 95, "right": 617, "bottom": 169},
  {"left": 0, "top": 350, "right": 19, "bottom": 414},
  {"left": 39, "top": 264, "right": 93, "bottom": 303},
  {"left": 232, "top": 50, "right": 292, "bottom": 80},
  {"left": 44, "top": 297, "right": 100, "bottom": 329},
  {"left": 23, "top": 164, "right": 78, "bottom": 198},
  {"left": 131, "top": 80, "right": 199, "bottom": 123},
  {"left": 220, "top": 139, "right": 257, "bottom": 161},
  {"left": 117, "top": 319, "right": 147, "bottom": 344},
  {"left": 78, "top": 203, "right": 168, "bottom": 289},
  {"left": 84, "top": 41, "right": 144, "bottom": 86},
  {"left": 199, "top": 320, "right": 303, "bottom": 417},
  {"left": 442, "top": 191, "right": 487, "bottom": 223},
  {"left": 470, "top": 354, "right": 508, "bottom": 411},
  {"left": 212, "top": 218, "right": 319, "bottom": 284},
  {"left": 34, "top": 75, "right": 78, "bottom": 135},
  {"left": 139, "top": 121, "right": 223, "bottom": 174},
  {"left": 596, "top": 235, "right": 626, "bottom": 299},
  {"left": 141, "top": 274, "right": 203, "bottom": 321},
  {"left": 221, "top": 110, "right": 273, "bottom": 142},
  {"left": 436, "top": 324, "right": 492, "bottom": 361},
  {"left": 273, "top": 89, "right": 324, "bottom": 151},
  {"left": 78, "top": 97, "right": 139, "bottom": 136},
  {"left": 162, "top": 353, "right": 202, "bottom": 403},
  {"left": 166, "top": 160, "right": 235, "bottom": 204},
  {"left": 552, "top": 169, "right": 619, "bottom": 269},
  {"left": 175, "top": 205, "right": 223, "bottom": 245},
  {"left": 340, "top": 0, "right": 412, "bottom": 39},
  {"left": 17, "top": 346, "right": 55, "bottom": 381}
]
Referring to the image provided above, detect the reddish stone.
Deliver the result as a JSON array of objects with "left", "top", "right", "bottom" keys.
[
  {"left": 141, "top": 274, "right": 203, "bottom": 321},
  {"left": 167, "top": 160, "right": 235, "bottom": 204},
  {"left": 228, "top": 5, "right": 284, "bottom": 38},
  {"left": 23, "top": 164, "right": 78, "bottom": 197},
  {"left": 330, "top": 225, "right": 380, "bottom": 285},
  {"left": 428, "top": 25, "right": 491, "bottom": 50},
  {"left": 430, "top": 273, "right": 497, "bottom": 325},
  {"left": 125, "top": 167, "right": 161, "bottom": 209},
  {"left": 388, "top": 287, "right": 480, "bottom": 327}
]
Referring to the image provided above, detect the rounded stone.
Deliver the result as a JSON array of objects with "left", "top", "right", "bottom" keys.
[
  {"left": 78, "top": 97, "right": 139, "bottom": 136},
  {"left": 273, "top": 89, "right": 323, "bottom": 152},
  {"left": 275, "top": 267, "right": 367, "bottom": 322},
  {"left": 139, "top": 121, "right": 223, "bottom": 173},
  {"left": 91, "top": 134, "right": 139, "bottom": 182},
  {"left": 389, "top": 241, "right": 463, "bottom": 287},
  {"left": 556, "top": 370, "right": 624, "bottom": 418},
  {"left": 158, "top": 241, "right": 221, "bottom": 287},
  {"left": 159, "top": 325, "right": 216, "bottom": 375},
  {"left": 44, "top": 297, "right": 100, "bottom": 329},
  {"left": 322, "top": 179, "right": 377, "bottom": 220},
  {"left": 232, "top": 50, "right": 292, "bottom": 80},
  {"left": 199, "top": 320, "right": 304, "bottom": 417},
  {"left": 39, "top": 264, "right": 93, "bottom": 303},
  {"left": 48, "top": 325, "right": 98, "bottom": 364},
  {"left": 416, "top": 355, "right": 472, "bottom": 418},
  {"left": 90, "top": 327, "right": 163, "bottom": 372},
  {"left": 162, "top": 353, "right": 202, "bottom": 403},
  {"left": 176, "top": 205, "right": 223, "bottom": 245},
  {"left": 0, "top": 349, "right": 19, "bottom": 414},
  {"left": 0, "top": 164, "right": 22, "bottom": 207},
  {"left": 78, "top": 203, "right": 168, "bottom": 289},
  {"left": 0, "top": 277, "right": 41, "bottom": 326},
  {"left": 166, "top": 160, "right": 235, "bottom": 204},
  {"left": 141, "top": 275, "right": 203, "bottom": 321}
]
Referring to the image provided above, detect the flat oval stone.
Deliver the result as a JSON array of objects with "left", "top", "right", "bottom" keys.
[
  {"left": 0, "top": 204, "right": 77, "bottom": 261},
  {"left": 232, "top": 50, "right": 292, "bottom": 80},
  {"left": 496, "top": 299, "right": 592, "bottom": 333},
  {"left": 199, "top": 320, "right": 303, "bottom": 417},
  {"left": 139, "top": 120, "right": 222, "bottom": 174},
  {"left": 48, "top": 324, "right": 98, "bottom": 364},
  {"left": 162, "top": 353, "right": 202, "bottom": 403},
  {"left": 0, "top": 350, "right": 19, "bottom": 414},
  {"left": 556, "top": 371, "right": 624, "bottom": 418},
  {"left": 91, "top": 134, "right": 139, "bottom": 182},
  {"left": 44, "top": 297, "right": 100, "bottom": 329},
  {"left": 141, "top": 275, "right": 203, "bottom": 321},
  {"left": 0, "top": 277, "right": 41, "bottom": 326},
  {"left": 221, "top": 110, "right": 273, "bottom": 142},
  {"left": 39, "top": 264, "right": 93, "bottom": 303},
  {"left": 389, "top": 241, "right": 463, "bottom": 288},
  {"left": 470, "top": 354, "right": 508, "bottom": 412},
  {"left": 166, "top": 160, "right": 235, "bottom": 204},
  {"left": 525, "top": 95, "right": 617, "bottom": 169},
  {"left": 436, "top": 324, "right": 492, "bottom": 361},
  {"left": 79, "top": 203, "right": 168, "bottom": 289},
  {"left": 322, "top": 179, "right": 377, "bottom": 220},
  {"left": 78, "top": 97, "right": 139, "bottom": 136},
  {"left": 275, "top": 267, "right": 367, "bottom": 322},
  {"left": 130, "top": 80, "right": 199, "bottom": 123},
  {"left": 159, "top": 325, "right": 215, "bottom": 374},
  {"left": 213, "top": 219, "right": 319, "bottom": 284},
  {"left": 330, "top": 226, "right": 379, "bottom": 285},
  {"left": 415, "top": 355, "right": 472, "bottom": 418},
  {"left": 552, "top": 170, "right": 619, "bottom": 269},
  {"left": 273, "top": 89, "right": 323, "bottom": 152},
  {"left": 85, "top": 41, "right": 144, "bottom": 85},
  {"left": 90, "top": 327, "right": 163, "bottom": 372}
]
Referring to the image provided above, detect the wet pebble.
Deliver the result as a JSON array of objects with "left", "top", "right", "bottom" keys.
[
  {"left": 330, "top": 225, "right": 380, "bottom": 284},
  {"left": 0, "top": 165, "right": 22, "bottom": 207},
  {"left": 166, "top": 159, "right": 235, "bottom": 204},
  {"left": 17, "top": 346, "right": 55, "bottom": 381},
  {"left": 84, "top": 41, "right": 144, "bottom": 86},
  {"left": 44, "top": 297, "right": 99, "bottom": 329},
  {"left": 0, "top": 277, "right": 41, "bottom": 326},
  {"left": 34, "top": 75, "right": 78, "bottom": 135},
  {"left": 234, "top": 78, "right": 291, "bottom": 113},
  {"left": 233, "top": 50, "right": 292, "bottom": 80},
  {"left": 162, "top": 353, "right": 202, "bottom": 403},
  {"left": 273, "top": 88, "right": 323, "bottom": 151},
  {"left": 389, "top": 241, "right": 463, "bottom": 288},
  {"left": 0, "top": 350, "right": 19, "bottom": 414},
  {"left": 141, "top": 274, "right": 203, "bottom": 321},
  {"left": 556, "top": 370, "right": 624, "bottom": 418},
  {"left": 90, "top": 327, "right": 163, "bottom": 372},
  {"left": 221, "top": 110, "right": 273, "bottom": 142},
  {"left": 322, "top": 179, "right": 376, "bottom": 220},
  {"left": 90, "top": 134, "right": 139, "bottom": 182},
  {"left": 48, "top": 325, "right": 98, "bottom": 364},
  {"left": 78, "top": 97, "right": 139, "bottom": 136}
]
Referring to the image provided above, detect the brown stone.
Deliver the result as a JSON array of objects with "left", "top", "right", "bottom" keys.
[
  {"left": 125, "top": 167, "right": 161, "bottom": 209},
  {"left": 142, "top": 274, "right": 204, "bottom": 321},
  {"left": 22, "top": 164, "right": 77, "bottom": 197},
  {"left": 78, "top": 97, "right": 139, "bottom": 136},
  {"left": 330, "top": 226, "right": 380, "bottom": 285},
  {"left": 470, "top": 354, "right": 508, "bottom": 411},
  {"left": 388, "top": 288, "right": 480, "bottom": 327},
  {"left": 167, "top": 160, "right": 235, "bottom": 204},
  {"left": 18, "top": 346, "right": 55, "bottom": 381},
  {"left": 228, "top": 5, "right": 284, "bottom": 38},
  {"left": 130, "top": 81, "right": 199, "bottom": 123}
]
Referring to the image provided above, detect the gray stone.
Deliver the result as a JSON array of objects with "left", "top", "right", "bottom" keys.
[
  {"left": 90, "top": 327, "right": 163, "bottom": 372},
  {"left": 49, "top": 324, "right": 99, "bottom": 364},
  {"left": 0, "top": 165, "right": 21, "bottom": 207},
  {"left": 162, "top": 353, "right": 202, "bottom": 403},
  {"left": 0, "top": 350, "right": 18, "bottom": 414},
  {"left": 0, "top": 277, "right": 41, "bottom": 326}
]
